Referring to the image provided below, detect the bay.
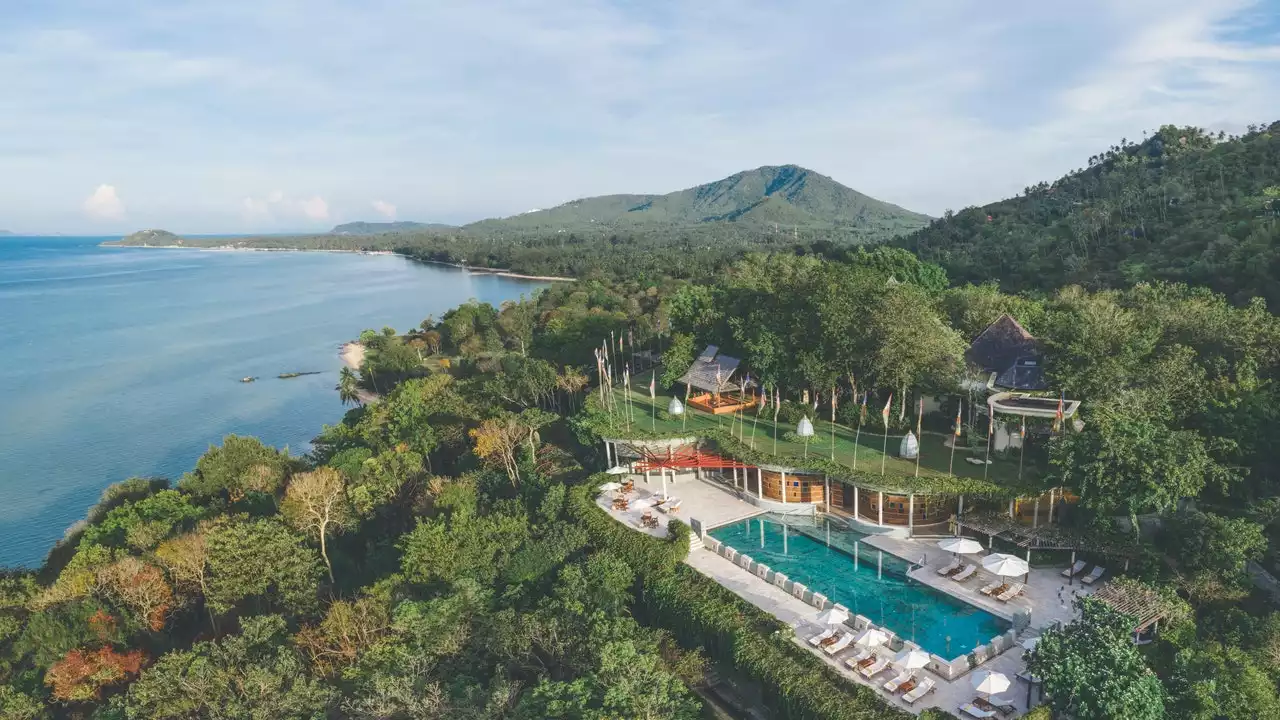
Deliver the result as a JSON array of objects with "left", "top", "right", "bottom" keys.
[{"left": 0, "top": 236, "right": 543, "bottom": 568}]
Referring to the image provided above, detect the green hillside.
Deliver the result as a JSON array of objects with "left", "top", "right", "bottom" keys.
[
  {"left": 467, "top": 164, "right": 929, "bottom": 235},
  {"left": 898, "top": 122, "right": 1280, "bottom": 307},
  {"left": 105, "top": 166, "right": 929, "bottom": 280}
]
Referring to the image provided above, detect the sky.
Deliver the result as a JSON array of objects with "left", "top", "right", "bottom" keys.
[{"left": 2, "top": 0, "right": 1279, "bottom": 234}]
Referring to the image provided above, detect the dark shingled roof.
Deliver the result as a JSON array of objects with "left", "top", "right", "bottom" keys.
[
  {"left": 678, "top": 345, "right": 750, "bottom": 393},
  {"left": 966, "top": 314, "right": 1048, "bottom": 391}
]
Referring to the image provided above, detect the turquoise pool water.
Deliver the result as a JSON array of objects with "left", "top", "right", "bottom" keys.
[{"left": 709, "top": 515, "right": 1008, "bottom": 657}]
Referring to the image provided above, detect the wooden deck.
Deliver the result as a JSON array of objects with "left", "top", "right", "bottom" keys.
[{"left": 688, "top": 392, "right": 758, "bottom": 415}]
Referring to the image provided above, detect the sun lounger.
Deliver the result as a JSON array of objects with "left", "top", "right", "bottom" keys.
[
  {"left": 1061, "top": 560, "right": 1087, "bottom": 578},
  {"left": 903, "top": 678, "right": 936, "bottom": 704},
  {"left": 979, "top": 581, "right": 1005, "bottom": 596},
  {"left": 936, "top": 558, "right": 962, "bottom": 576},
  {"left": 959, "top": 703, "right": 998, "bottom": 719},
  {"left": 857, "top": 657, "right": 890, "bottom": 678},
  {"left": 824, "top": 632, "right": 853, "bottom": 655},
  {"left": 985, "top": 695, "right": 1016, "bottom": 712},
  {"left": 882, "top": 670, "right": 914, "bottom": 692},
  {"left": 807, "top": 628, "right": 836, "bottom": 646},
  {"left": 843, "top": 648, "right": 872, "bottom": 669},
  {"left": 995, "top": 583, "right": 1025, "bottom": 601},
  {"left": 1081, "top": 566, "right": 1105, "bottom": 585},
  {"left": 951, "top": 564, "right": 977, "bottom": 582}
]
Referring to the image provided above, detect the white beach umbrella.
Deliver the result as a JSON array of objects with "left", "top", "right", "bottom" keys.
[
  {"left": 854, "top": 628, "right": 889, "bottom": 648},
  {"left": 937, "top": 537, "right": 984, "bottom": 555},
  {"left": 971, "top": 670, "right": 1011, "bottom": 696},
  {"left": 815, "top": 607, "right": 849, "bottom": 627},
  {"left": 893, "top": 648, "right": 930, "bottom": 670},
  {"left": 604, "top": 465, "right": 631, "bottom": 475},
  {"left": 982, "top": 553, "right": 1030, "bottom": 577}
]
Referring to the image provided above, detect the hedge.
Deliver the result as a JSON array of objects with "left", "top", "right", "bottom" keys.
[
  {"left": 566, "top": 480, "right": 690, "bottom": 576},
  {"left": 571, "top": 476, "right": 959, "bottom": 720}
]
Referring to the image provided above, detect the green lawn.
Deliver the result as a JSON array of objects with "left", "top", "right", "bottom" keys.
[{"left": 604, "top": 377, "right": 1027, "bottom": 486}]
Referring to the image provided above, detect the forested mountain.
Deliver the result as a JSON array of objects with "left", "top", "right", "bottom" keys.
[
  {"left": 107, "top": 166, "right": 929, "bottom": 280},
  {"left": 898, "top": 123, "right": 1280, "bottom": 307},
  {"left": 468, "top": 164, "right": 929, "bottom": 236},
  {"left": 331, "top": 221, "right": 453, "bottom": 234}
]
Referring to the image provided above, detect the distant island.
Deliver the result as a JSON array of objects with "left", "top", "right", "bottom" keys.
[
  {"left": 113, "top": 229, "right": 183, "bottom": 246},
  {"left": 331, "top": 221, "right": 454, "bottom": 235},
  {"left": 0, "top": 230, "right": 13, "bottom": 236}
]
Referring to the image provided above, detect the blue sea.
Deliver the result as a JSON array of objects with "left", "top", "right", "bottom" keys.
[{"left": 0, "top": 237, "right": 543, "bottom": 568}]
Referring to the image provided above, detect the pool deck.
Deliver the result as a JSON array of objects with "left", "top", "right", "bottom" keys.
[
  {"left": 597, "top": 473, "right": 1096, "bottom": 717},
  {"left": 595, "top": 472, "right": 765, "bottom": 538},
  {"left": 862, "top": 532, "right": 1094, "bottom": 631},
  {"left": 687, "top": 547, "right": 1043, "bottom": 716}
]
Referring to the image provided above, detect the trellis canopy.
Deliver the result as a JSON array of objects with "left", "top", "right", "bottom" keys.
[{"left": 678, "top": 345, "right": 752, "bottom": 394}]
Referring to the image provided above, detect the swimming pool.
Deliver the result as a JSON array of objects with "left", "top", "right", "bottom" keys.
[{"left": 709, "top": 514, "right": 1008, "bottom": 658}]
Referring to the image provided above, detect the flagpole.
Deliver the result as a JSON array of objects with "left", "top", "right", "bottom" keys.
[
  {"left": 880, "top": 393, "right": 891, "bottom": 476},
  {"left": 749, "top": 387, "right": 761, "bottom": 449},
  {"left": 1018, "top": 417, "right": 1026, "bottom": 481},
  {"left": 948, "top": 399, "right": 960, "bottom": 478},
  {"left": 830, "top": 385, "right": 837, "bottom": 461},
  {"left": 983, "top": 416, "right": 993, "bottom": 481},
  {"left": 881, "top": 430, "right": 889, "bottom": 476},
  {"left": 772, "top": 387, "right": 780, "bottom": 456},
  {"left": 682, "top": 382, "right": 689, "bottom": 433},
  {"left": 853, "top": 392, "right": 864, "bottom": 471},
  {"left": 914, "top": 396, "right": 922, "bottom": 478}
]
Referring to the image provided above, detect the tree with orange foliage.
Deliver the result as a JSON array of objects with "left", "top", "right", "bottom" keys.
[
  {"left": 45, "top": 646, "right": 145, "bottom": 702},
  {"left": 281, "top": 468, "right": 353, "bottom": 584},
  {"left": 96, "top": 557, "right": 173, "bottom": 631}
]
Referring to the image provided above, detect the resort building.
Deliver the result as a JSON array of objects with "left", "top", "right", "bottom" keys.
[
  {"left": 585, "top": 348, "right": 1135, "bottom": 717},
  {"left": 965, "top": 314, "right": 1048, "bottom": 391}
]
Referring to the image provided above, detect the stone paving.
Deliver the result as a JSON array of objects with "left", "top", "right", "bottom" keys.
[
  {"left": 594, "top": 472, "right": 764, "bottom": 538},
  {"left": 686, "top": 547, "right": 1047, "bottom": 716},
  {"left": 598, "top": 475, "right": 1093, "bottom": 717}
]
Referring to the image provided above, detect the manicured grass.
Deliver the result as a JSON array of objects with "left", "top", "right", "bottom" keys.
[{"left": 604, "top": 374, "right": 1027, "bottom": 485}]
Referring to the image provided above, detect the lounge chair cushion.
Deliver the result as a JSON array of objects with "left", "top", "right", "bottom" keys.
[
  {"left": 903, "top": 678, "right": 936, "bottom": 704},
  {"left": 959, "top": 703, "right": 998, "bottom": 719},
  {"left": 1061, "top": 560, "right": 1086, "bottom": 577}
]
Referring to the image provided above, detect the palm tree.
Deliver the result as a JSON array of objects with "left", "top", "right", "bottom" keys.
[{"left": 337, "top": 367, "right": 362, "bottom": 407}]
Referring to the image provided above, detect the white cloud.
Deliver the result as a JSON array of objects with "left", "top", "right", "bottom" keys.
[
  {"left": 299, "top": 196, "right": 328, "bottom": 221},
  {"left": 371, "top": 199, "right": 396, "bottom": 220},
  {"left": 239, "top": 191, "right": 330, "bottom": 225},
  {"left": 82, "top": 184, "right": 125, "bottom": 221},
  {"left": 3, "top": 0, "right": 1279, "bottom": 231}
]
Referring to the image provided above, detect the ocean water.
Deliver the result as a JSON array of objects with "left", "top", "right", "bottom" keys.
[
  {"left": 709, "top": 515, "right": 1009, "bottom": 657},
  {"left": 0, "top": 237, "right": 543, "bottom": 568}
]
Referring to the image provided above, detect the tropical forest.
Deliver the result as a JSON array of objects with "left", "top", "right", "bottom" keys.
[{"left": 7, "top": 123, "right": 1280, "bottom": 720}]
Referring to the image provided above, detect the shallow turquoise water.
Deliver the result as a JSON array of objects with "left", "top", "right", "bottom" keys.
[
  {"left": 710, "top": 515, "right": 1008, "bottom": 657},
  {"left": 0, "top": 236, "right": 542, "bottom": 567}
]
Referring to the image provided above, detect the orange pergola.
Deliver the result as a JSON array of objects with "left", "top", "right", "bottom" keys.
[{"left": 632, "top": 446, "right": 755, "bottom": 473}]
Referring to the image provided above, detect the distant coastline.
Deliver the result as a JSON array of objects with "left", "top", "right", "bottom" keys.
[{"left": 101, "top": 239, "right": 576, "bottom": 282}]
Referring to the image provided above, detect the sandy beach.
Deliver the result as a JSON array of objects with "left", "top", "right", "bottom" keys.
[
  {"left": 340, "top": 341, "right": 366, "bottom": 369},
  {"left": 339, "top": 342, "right": 380, "bottom": 404}
]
